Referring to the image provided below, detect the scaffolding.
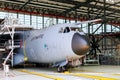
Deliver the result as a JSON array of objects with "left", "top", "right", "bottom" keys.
[
  {"left": 0, "top": 15, "right": 34, "bottom": 71},
  {"left": 0, "top": 16, "right": 16, "bottom": 67}
]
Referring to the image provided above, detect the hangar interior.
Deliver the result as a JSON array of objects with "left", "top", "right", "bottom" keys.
[{"left": 0, "top": 0, "right": 120, "bottom": 67}]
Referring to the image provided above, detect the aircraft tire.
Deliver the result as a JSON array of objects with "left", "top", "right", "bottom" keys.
[{"left": 57, "top": 66, "right": 67, "bottom": 72}]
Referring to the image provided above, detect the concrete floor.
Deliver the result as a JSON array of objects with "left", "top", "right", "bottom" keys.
[{"left": 0, "top": 65, "right": 120, "bottom": 80}]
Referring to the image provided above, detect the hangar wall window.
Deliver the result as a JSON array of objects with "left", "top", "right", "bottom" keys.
[
  {"left": 70, "top": 20, "right": 75, "bottom": 23},
  {"left": 7, "top": 13, "right": 17, "bottom": 18},
  {"left": 53, "top": 18, "right": 57, "bottom": 24},
  {"left": 0, "top": 11, "right": 119, "bottom": 34},
  {"left": 0, "top": 11, "right": 76, "bottom": 29},
  {"left": 79, "top": 23, "right": 87, "bottom": 33},
  {"left": 37, "top": 16, "right": 42, "bottom": 29},
  {"left": 90, "top": 24, "right": 103, "bottom": 34},
  {"left": 32, "top": 15, "right": 37, "bottom": 29},
  {"left": 18, "top": 14, "right": 24, "bottom": 24},
  {"left": 24, "top": 14, "right": 30, "bottom": 26},
  {"left": 0, "top": 12, "right": 7, "bottom": 18},
  {"left": 44, "top": 17, "right": 50, "bottom": 28},
  {"left": 58, "top": 19, "right": 64, "bottom": 24}
]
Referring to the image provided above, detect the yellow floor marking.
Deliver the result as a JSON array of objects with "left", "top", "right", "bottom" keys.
[
  {"left": 19, "top": 70, "right": 64, "bottom": 80},
  {"left": 70, "top": 67, "right": 105, "bottom": 73},
  {"left": 63, "top": 71, "right": 70, "bottom": 74},
  {"left": 112, "top": 74, "right": 120, "bottom": 76},
  {"left": 64, "top": 73, "right": 118, "bottom": 80},
  {"left": 71, "top": 68, "right": 120, "bottom": 77}
]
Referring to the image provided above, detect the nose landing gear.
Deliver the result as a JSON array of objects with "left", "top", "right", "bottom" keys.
[{"left": 57, "top": 66, "right": 68, "bottom": 72}]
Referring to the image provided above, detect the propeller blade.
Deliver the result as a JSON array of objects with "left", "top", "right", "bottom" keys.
[{"left": 87, "top": 34, "right": 101, "bottom": 57}]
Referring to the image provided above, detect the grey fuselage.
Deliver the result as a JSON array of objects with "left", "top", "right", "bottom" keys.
[{"left": 13, "top": 23, "right": 90, "bottom": 66}]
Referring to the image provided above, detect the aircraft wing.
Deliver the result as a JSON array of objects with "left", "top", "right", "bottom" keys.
[{"left": 76, "top": 19, "right": 102, "bottom": 25}]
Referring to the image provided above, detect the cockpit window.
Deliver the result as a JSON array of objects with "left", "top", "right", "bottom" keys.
[
  {"left": 59, "top": 27, "right": 83, "bottom": 33},
  {"left": 64, "top": 27, "right": 70, "bottom": 33},
  {"left": 59, "top": 27, "right": 70, "bottom": 33},
  {"left": 70, "top": 27, "right": 83, "bottom": 32}
]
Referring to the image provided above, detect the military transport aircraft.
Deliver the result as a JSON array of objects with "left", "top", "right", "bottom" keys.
[{"left": 0, "top": 16, "right": 101, "bottom": 72}]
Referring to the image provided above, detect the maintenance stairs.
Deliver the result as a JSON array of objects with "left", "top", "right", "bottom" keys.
[{"left": 0, "top": 15, "right": 33, "bottom": 69}]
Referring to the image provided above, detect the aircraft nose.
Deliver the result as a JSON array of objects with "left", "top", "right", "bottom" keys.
[{"left": 72, "top": 33, "right": 90, "bottom": 55}]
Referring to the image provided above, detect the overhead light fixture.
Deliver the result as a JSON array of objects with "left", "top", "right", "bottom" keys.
[
  {"left": 73, "top": 0, "right": 86, "bottom": 2},
  {"left": 106, "top": 0, "right": 115, "bottom": 3}
]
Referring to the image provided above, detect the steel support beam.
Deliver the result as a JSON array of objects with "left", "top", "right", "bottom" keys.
[
  {"left": 0, "top": 1, "right": 120, "bottom": 25},
  {"left": 103, "top": 0, "right": 107, "bottom": 50},
  {"left": 19, "top": 0, "right": 31, "bottom": 10},
  {"left": 42, "top": 9, "right": 44, "bottom": 28},
  {"left": 92, "top": 23, "right": 104, "bottom": 34},
  {"left": 61, "top": 0, "right": 94, "bottom": 15}
]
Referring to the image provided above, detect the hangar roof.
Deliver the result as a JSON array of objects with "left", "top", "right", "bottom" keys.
[{"left": 0, "top": 0, "right": 120, "bottom": 26}]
